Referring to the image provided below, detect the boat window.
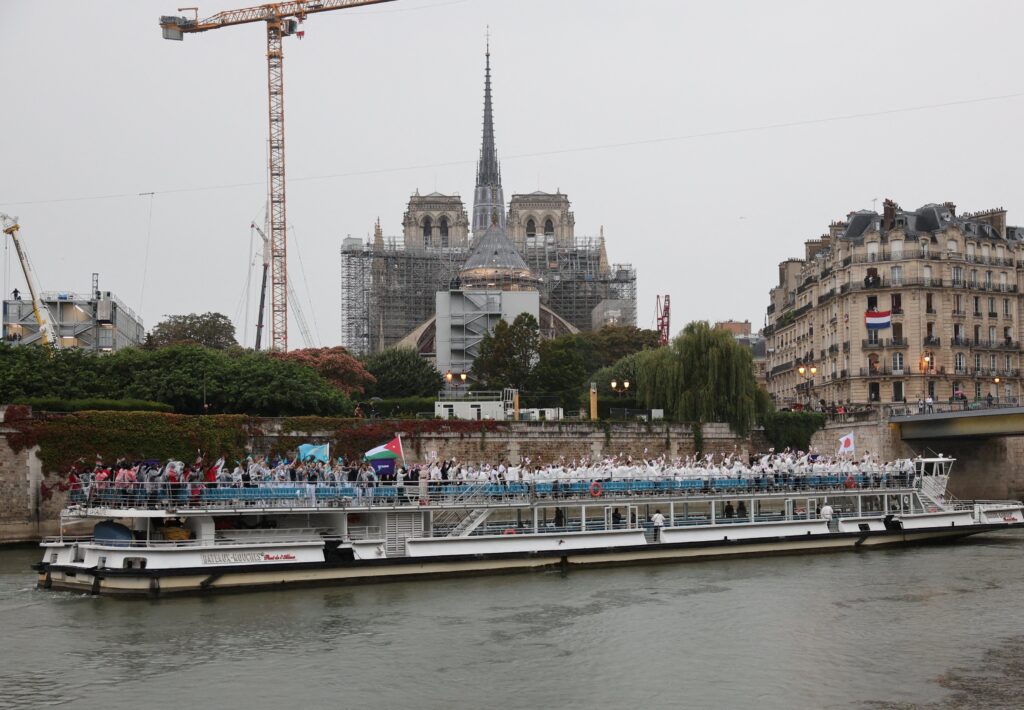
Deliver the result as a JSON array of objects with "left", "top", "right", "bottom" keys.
[{"left": 123, "top": 557, "right": 148, "bottom": 570}]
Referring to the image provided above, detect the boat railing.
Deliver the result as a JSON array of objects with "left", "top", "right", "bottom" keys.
[
  {"left": 42, "top": 528, "right": 330, "bottom": 548},
  {"left": 63, "top": 474, "right": 927, "bottom": 513},
  {"left": 346, "top": 526, "right": 382, "bottom": 540}
]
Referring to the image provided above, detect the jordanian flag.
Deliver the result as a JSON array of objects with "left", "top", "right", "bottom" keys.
[{"left": 364, "top": 436, "right": 404, "bottom": 461}]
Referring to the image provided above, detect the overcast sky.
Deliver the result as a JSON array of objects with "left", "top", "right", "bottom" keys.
[{"left": 2, "top": 0, "right": 1023, "bottom": 348}]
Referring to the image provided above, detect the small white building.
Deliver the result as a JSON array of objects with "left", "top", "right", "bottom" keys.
[{"left": 435, "top": 389, "right": 517, "bottom": 420}]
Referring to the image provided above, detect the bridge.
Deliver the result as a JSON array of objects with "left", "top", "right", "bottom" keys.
[{"left": 888, "top": 403, "right": 1024, "bottom": 439}]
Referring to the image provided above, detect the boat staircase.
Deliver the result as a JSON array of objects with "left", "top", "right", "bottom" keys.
[
  {"left": 446, "top": 508, "right": 492, "bottom": 537},
  {"left": 918, "top": 473, "right": 951, "bottom": 511},
  {"left": 431, "top": 484, "right": 494, "bottom": 538}
]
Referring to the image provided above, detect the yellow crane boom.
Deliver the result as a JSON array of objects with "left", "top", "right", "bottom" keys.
[
  {"left": 160, "top": 0, "right": 397, "bottom": 351},
  {"left": 1, "top": 214, "right": 59, "bottom": 348}
]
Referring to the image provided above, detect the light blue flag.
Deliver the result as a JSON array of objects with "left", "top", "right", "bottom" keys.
[{"left": 298, "top": 443, "right": 330, "bottom": 463}]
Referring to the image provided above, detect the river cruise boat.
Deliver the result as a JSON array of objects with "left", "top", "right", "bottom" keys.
[{"left": 34, "top": 456, "right": 1024, "bottom": 597}]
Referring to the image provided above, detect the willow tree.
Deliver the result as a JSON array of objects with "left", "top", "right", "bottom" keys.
[{"left": 635, "top": 321, "right": 770, "bottom": 436}]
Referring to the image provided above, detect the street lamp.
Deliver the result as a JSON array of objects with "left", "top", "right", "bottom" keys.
[
  {"left": 796, "top": 362, "right": 817, "bottom": 408},
  {"left": 445, "top": 370, "right": 468, "bottom": 387},
  {"left": 610, "top": 379, "right": 630, "bottom": 396}
]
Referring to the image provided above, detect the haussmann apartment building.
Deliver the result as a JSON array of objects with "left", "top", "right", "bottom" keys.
[{"left": 764, "top": 200, "right": 1024, "bottom": 409}]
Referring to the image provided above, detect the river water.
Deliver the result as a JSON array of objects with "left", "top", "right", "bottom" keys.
[{"left": 2, "top": 534, "right": 1023, "bottom": 710}]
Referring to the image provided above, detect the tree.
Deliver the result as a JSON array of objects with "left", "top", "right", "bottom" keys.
[
  {"left": 146, "top": 312, "right": 238, "bottom": 350},
  {"left": 530, "top": 337, "right": 588, "bottom": 410},
  {"left": 270, "top": 346, "right": 374, "bottom": 395},
  {"left": 471, "top": 313, "right": 540, "bottom": 390},
  {"left": 592, "top": 325, "right": 662, "bottom": 366},
  {"left": 635, "top": 321, "right": 770, "bottom": 435},
  {"left": 762, "top": 410, "right": 825, "bottom": 451},
  {"left": 0, "top": 343, "right": 352, "bottom": 416},
  {"left": 363, "top": 347, "right": 442, "bottom": 398}
]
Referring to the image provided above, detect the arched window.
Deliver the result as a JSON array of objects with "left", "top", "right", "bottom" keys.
[
  {"left": 544, "top": 218, "right": 554, "bottom": 236},
  {"left": 526, "top": 218, "right": 536, "bottom": 237},
  {"left": 947, "top": 238, "right": 958, "bottom": 254},
  {"left": 422, "top": 216, "right": 432, "bottom": 246},
  {"left": 439, "top": 216, "right": 449, "bottom": 247}
]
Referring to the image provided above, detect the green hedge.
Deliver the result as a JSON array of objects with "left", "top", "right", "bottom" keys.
[
  {"left": 354, "top": 397, "right": 436, "bottom": 418},
  {"left": 7, "top": 412, "right": 250, "bottom": 472},
  {"left": 14, "top": 397, "right": 174, "bottom": 413}
]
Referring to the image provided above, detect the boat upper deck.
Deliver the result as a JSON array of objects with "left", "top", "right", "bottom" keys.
[{"left": 62, "top": 471, "right": 936, "bottom": 518}]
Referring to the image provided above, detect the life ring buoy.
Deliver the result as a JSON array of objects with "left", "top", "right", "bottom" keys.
[
  {"left": 502, "top": 528, "right": 517, "bottom": 535},
  {"left": 590, "top": 481, "right": 603, "bottom": 498},
  {"left": 844, "top": 476, "right": 856, "bottom": 489}
]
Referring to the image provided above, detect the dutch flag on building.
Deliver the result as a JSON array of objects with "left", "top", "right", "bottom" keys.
[{"left": 864, "top": 310, "right": 892, "bottom": 329}]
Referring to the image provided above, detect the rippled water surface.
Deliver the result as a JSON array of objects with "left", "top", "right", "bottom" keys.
[{"left": 2, "top": 534, "right": 1024, "bottom": 709}]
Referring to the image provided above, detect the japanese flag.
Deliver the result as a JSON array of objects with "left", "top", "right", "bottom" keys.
[{"left": 838, "top": 433, "right": 855, "bottom": 455}]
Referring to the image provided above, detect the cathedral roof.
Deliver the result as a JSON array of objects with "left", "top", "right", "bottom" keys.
[{"left": 460, "top": 222, "right": 537, "bottom": 288}]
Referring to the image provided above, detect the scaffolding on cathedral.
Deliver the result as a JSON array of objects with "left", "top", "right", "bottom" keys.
[
  {"left": 520, "top": 236, "right": 637, "bottom": 333},
  {"left": 340, "top": 238, "right": 467, "bottom": 355},
  {"left": 340, "top": 235, "right": 637, "bottom": 355}
]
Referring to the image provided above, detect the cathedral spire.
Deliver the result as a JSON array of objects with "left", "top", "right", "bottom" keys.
[{"left": 473, "top": 31, "right": 505, "bottom": 239}]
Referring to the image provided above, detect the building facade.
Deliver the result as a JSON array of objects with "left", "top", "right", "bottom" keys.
[
  {"left": 764, "top": 201, "right": 1024, "bottom": 408},
  {"left": 3, "top": 284, "right": 144, "bottom": 351}
]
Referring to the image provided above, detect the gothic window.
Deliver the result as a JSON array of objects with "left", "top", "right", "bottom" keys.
[
  {"left": 422, "top": 216, "right": 432, "bottom": 246},
  {"left": 544, "top": 218, "right": 554, "bottom": 236},
  {"left": 439, "top": 216, "right": 449, "bottom": 247},
  {"left": 526, "top": 219, "right": 536, "bottom": 237}
]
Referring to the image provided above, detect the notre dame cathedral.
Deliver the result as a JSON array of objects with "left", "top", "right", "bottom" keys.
[{"left": 340, "top": 44, "right": 637, "bottom": 356}]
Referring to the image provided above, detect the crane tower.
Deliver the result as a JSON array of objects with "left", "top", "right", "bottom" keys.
[
  {"left": 159, "top": 0, "right": 397, "bottom": 351},
  {"left": 656, "top": 295, "right": 670, "bottom": 346}
]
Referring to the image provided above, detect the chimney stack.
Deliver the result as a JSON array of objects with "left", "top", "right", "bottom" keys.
[{"left": 882, "top": 198, "right": 897, "bottom": 231}]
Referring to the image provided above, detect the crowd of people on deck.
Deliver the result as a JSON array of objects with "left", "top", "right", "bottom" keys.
[{"left": 61, "top": 448, "right": 927, "bottom": 506}]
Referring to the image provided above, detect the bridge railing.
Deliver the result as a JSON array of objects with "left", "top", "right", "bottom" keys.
[{"left": 886, "top": 398, "right": 1021, "bottom": 418}]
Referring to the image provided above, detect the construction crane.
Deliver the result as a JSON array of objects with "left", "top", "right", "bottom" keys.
[
  {"left": 250, "top": 221, "right": 271, "bottom": 350},
  {"left": 159, "top": 0, "right": 397, "bottom": 351},
  {"left": 251, "top": 222, "right": 316, "bottom": 348},
  {"left": 1, "top": 214, "right": 59, "bottom": 348},
  {"left": 655, "top": 295, "right": 670, "bottom": 346}
]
